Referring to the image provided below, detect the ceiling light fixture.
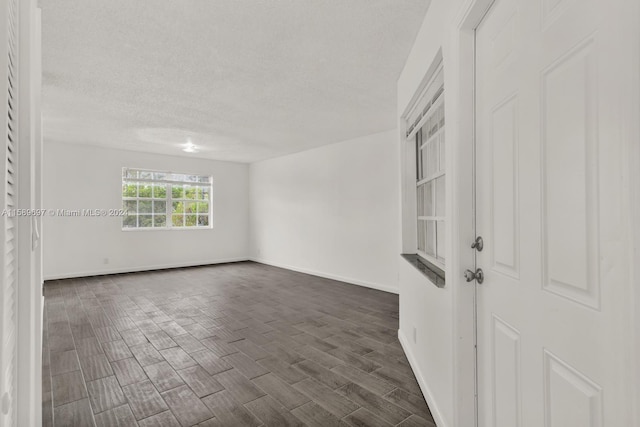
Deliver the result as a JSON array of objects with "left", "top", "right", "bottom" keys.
[{"left": 182, "top": 140, "right": 198, "bottom": 153}]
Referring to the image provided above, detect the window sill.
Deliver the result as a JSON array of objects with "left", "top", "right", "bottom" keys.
[
  {"left": 401, "top": 254, "right": 445, "bottom": 288},
  {"left": 121, "top": 226, "right": 213, "bottom": 232}
]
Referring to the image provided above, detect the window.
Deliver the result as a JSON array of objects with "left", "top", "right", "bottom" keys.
[
  {"left": 122, "top": 168, "right": 212, "bottom": 229},
  {"left": 406, "top": 65, "right": 445, "bottom": 269}
]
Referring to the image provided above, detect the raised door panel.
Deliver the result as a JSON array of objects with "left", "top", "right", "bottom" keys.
[
  {"left": 541, "top": 38, "right": 600, "bottom": 309},
  {"left": 543, "top": 350, "right": 603, "bottom": 427}
]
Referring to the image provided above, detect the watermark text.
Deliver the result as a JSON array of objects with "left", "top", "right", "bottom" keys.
[{"left": 0, "top": 208, "right": 129, "bottom": 217}]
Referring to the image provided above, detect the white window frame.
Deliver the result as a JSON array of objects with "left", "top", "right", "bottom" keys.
[
  {"left": 122, "top": 168, "right": 213, "bottom": 231},
  {"left": 405, "top": 64, "right": 446, "bottom": 270}
]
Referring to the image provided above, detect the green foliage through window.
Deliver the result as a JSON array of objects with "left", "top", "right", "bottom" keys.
[{"left": 122, "top": 168, "right": 212, "bottom": 229}]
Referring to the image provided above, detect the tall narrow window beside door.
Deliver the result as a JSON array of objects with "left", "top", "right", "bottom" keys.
[{"left": 406, "top": 66, "right": 445, "bottom": 269}]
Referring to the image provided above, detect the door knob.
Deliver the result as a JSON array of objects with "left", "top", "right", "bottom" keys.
[{"left": 464, "top": 268, "right": 484, "bottom": 284}]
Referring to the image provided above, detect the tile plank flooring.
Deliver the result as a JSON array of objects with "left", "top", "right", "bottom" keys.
[{"left": 42, "top": 261, "right": 436, "bottom": 427}]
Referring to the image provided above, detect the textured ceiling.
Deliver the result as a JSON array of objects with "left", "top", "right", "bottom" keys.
[{"left": 41, "top": 1, "right": 430, "bottom": 163}]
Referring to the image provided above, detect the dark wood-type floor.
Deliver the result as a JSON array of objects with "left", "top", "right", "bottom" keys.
[{"left": 42, "top": 261, "right": 435, "bottom": 427}]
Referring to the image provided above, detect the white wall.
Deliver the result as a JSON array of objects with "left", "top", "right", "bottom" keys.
[
  {"left": 249, "top": 130, "right": 400, "bottom": 294},
  {"left": 399, "top": 1, "right": 640, "bottom": 426},
  {"left": 396, "top": 1, "right": 475, "bottom": 427},
  {"left": 43, "top": 142, "right": 250, "bottom": 279}
]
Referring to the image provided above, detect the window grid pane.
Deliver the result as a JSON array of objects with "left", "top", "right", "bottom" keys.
[
  {"left": 154, "top": 215, "right": 166, "bottom": 227},
  {"left": 435, "top": 176, "right": 445, "bottom": 217},
  {"left": 436, "top": 220, "right": 445, "bottom": 262},
  {"left": 138, "top": 215, "right": 153, "bottom": 228},
  {"left": 197, "top": 215, "right": 209, "bottom": 227},
  {"left": 425, "top": 220, "right": 436, "bottom": 257},
  {"left": 138, "top": 200, "right": 152, "bottom": 214}
]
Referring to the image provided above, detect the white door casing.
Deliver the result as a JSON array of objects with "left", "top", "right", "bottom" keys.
[
  {"left": 0, "top": 0, "right": 19, "bottom": 425},
  {"left": 16, "top": 0, "right": 42, "bottom": 425},
  {"left": 0, "top": 1, "right": 42, "bottom": 425},
  {"left": 475, "top": 0, "right": 636, "bottom": 425}
]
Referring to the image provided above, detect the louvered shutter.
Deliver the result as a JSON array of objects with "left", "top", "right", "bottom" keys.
[{"left": 0, "top": 0, "right": 18, "bottom": 425}]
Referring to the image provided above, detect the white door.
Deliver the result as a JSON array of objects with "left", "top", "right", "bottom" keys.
[
  {"left": 475, "top": 0, "right": 635, "bottom": 425},
  {"left": 0, "top": 0, "right": 18, "bottom": 425}
]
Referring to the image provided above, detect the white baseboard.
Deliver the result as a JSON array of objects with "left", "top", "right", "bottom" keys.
[
  {"left": 398, "top": 329, "right": 448, "bottom": 427},
  {"left": 250, "top": 257, "right": 399, "bottom": 294},
  {"left": 43, "top": 257, "right": 250, "bottom": 281}
]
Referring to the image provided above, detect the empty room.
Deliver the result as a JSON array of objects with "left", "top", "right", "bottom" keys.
[{"left": 1, "top": 0, "right": 639, "bottom": 426}]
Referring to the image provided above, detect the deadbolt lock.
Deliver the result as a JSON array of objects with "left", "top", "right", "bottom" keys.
[
  {"left": 471, "top": 236, "right": 483, "bottom": 252},
  {"left": 464, "top": 268, "right": 484, "bottom": 284}
]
